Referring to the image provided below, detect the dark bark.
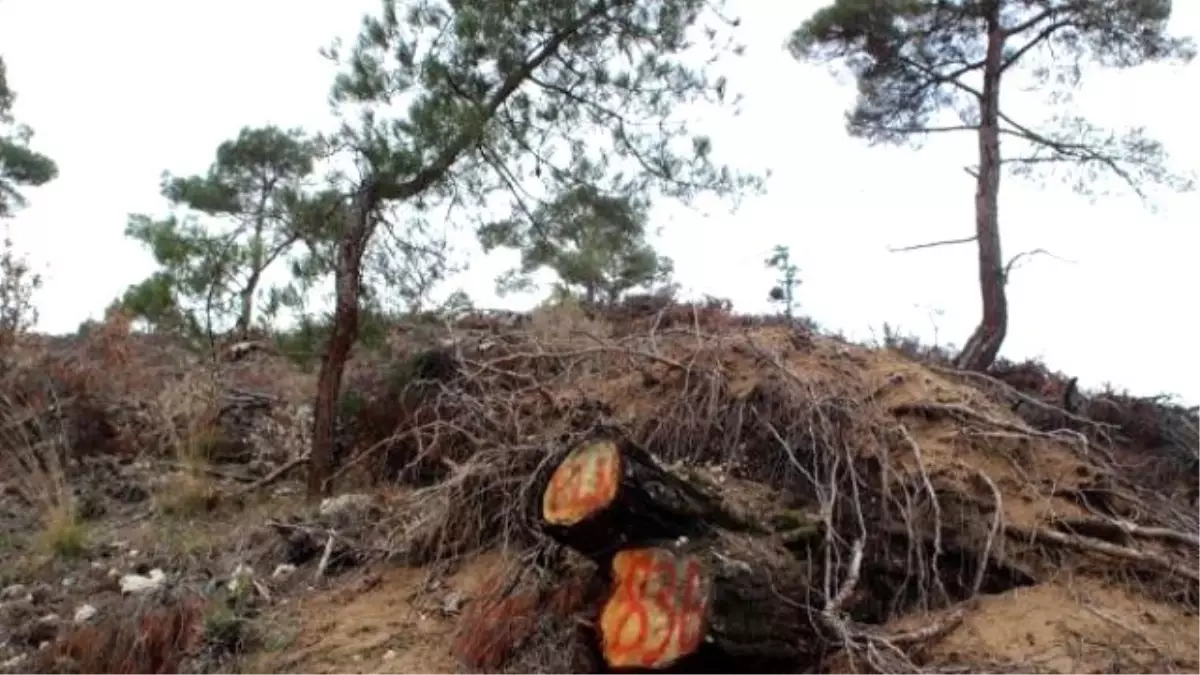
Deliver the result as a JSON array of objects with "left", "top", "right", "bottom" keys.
[
  {"left": 539, "top": 433, "right": 762, "bottom": 566},
  {"left": 595, "top": 537, "right": 822, "bottom": 672},
  {"left": 956, "top": 8, "right": 1008, "bottom": 372}
]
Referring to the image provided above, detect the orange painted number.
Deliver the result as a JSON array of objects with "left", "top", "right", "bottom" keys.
[
  {"left": 543, "top": 442, "right": 620, "bottom": 524},
  {"left": 637, "top": 557, "right": 678, "bottom": 666}
]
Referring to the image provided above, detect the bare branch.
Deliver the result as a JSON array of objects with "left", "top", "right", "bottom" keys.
[
  {"left": 1002, "top": 247, "right": 1075, "bottom": 281},
  {"left": 888, "top": 235, "right": 976, "bottom": 253}
]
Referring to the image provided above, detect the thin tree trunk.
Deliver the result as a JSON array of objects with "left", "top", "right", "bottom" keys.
[
  {"left": 237, "top": 184, "right": 273, "bottom": 337},
  {"left": 235, "top": 271, "right": 259, "bottom": 337},
  {"left": 956, "top": 14, "right": 1007, "bottom": 373},
  {"left": 307, "top": 186, "right": 375, "bottom": 500}
]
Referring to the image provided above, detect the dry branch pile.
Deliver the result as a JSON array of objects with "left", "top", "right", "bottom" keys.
[{"left": 327, "top": 305, "right": 1199, "bottom": 674}]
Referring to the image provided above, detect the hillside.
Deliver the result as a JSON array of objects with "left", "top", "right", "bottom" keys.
[{"left": 0, "top": 302, "right": 1196, "bottom": 674}]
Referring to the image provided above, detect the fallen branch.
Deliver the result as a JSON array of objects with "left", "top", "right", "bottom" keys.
[
  {"left": 1009, "top": 525, "right": 1199, "bottom": 583},
  {"left": 928, "top": 365, "right": 1117, "bottom": 439},
  {"left": 1052, "top": 515, "right": 1200, "bottom": 550},
  {"left": 238, "top": 453, "right": 310, "bottom": 495}
]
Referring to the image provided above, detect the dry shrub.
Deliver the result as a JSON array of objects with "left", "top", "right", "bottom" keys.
[
  {"left": 87, "top": 308, "right": 134, "bottom": 370},
  {"left": 37, "top": 595, "right": 207, "bottom": 674},
  {"left": 452, "top": 557, "right": 595, "bottom": 673},
  {"left": 387, "top": 444, "right": 550, "bottom": 564},
  {"left": 528, "top": 296, "right": 610, "bottom": 341},
  {"left": 150, "top": 372, "right": 226, "bottom": 515},
  {"left": 879, "top": 322, "right": 956, "bottom": 367},
  {"left": 984, "top": 357, "right": 1198, "bottom": 505},
  {"left": 0, "top": 392, "right": 85, "bottom": 556}
]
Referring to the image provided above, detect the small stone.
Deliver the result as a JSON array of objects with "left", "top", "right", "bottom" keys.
[
  {"left": 1, "top": 583, "right": 25, "bottom": 600},
  {"left": 272, "top": 564, "right": 297, "bottom": 580},
  {"left": 442, "top": 590, "right": 466, "bottom": 615},
  {"left": 74, "top": 604, "right": 98, "bottom": 624},
  {"left": 382, "top": 650, "right": 396, "bottom": 661},
  {"left": 61, "top": 577, "right": 74, "bottom": 588},
  {"left": 120, "top": 568, "right": 166, "bottom": 595}
]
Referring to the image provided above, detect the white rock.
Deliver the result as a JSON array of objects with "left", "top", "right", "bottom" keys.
[
  {"left": 74, "top": 604, "right": 98, "bottom": 624},
  {"left": 442, "top": 590, "right": 466, "bottom": 615},
  {"left": 1, "top": 655, "right": 26, "bottom": 670},
  {"left": 0, "top": 583, "right": 25, "bottom": 599},
  {"left": 228, "top": 563, "right": 254, "bottom": 595},
  {"left": 120, "top": 568, "right": 166, "bottom": 595},
  {"left": 272, "top": 564, "right": 297, "bottom": 580},
  {"left": 61, "top": 577, "right": 74, "bottom": 588},
  {"left": 382, "top": 650, "right": 396, "bottom": 661}
]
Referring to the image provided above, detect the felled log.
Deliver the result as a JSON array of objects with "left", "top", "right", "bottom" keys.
[
  {"left": 596, "top": 536, "right": 821, "bottom": 672},
  {"left": 539, "top": 434, "right": 758, "bottom": 564}
]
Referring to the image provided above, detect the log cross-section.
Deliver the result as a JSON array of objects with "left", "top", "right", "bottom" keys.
[
  {"left": 599, "top": 547, "right": 713, "bottom": 670},
  {"left": 539, "top": 434, "right": 751, "bottom": 565},
  {"left": 542, "top": 437, "right": 623, "bottom": 527}
]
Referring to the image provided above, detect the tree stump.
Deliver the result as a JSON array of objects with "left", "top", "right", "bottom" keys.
[
  {"left": 540, "top": 434, "right": 757, "bottom": 565},
  {"left": 596, "top": 536, "right": 821, "bottom": 671}
]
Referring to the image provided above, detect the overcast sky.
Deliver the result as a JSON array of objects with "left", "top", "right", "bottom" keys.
[{"left": 1, "top": 0, "right": 1196, "bottom": 404}]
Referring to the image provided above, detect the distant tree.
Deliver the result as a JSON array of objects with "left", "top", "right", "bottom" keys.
[
  {"left": 306, "top": 0, "right": 763, "bottom": 498},
  {"left": 0, "top": 56, "right": 58, "bottom": 218},
  {"left": 0, "top": 56, "right": 56, "bottom": 353},
  {"left": 765, "top": 244, "right": 801, "bottom": 319},
  {"left": 0, "top": 230, "right": 40, "bottom": 355},
  {"left": 109, "top": 271, "right": 191, "bottom": 335},
  {"left": 789, "top": 0, "right": 1196, "bottom": 371},
  {"left": 481, "top": 185, "right": 673, "bottom": 304},
  {"left": 119, "top": 126, "right": 328, "bottom": 338}
]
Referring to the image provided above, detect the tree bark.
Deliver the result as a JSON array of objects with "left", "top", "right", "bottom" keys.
[
  {"left": 307, "top": 186, "right": 376, "bottom": 500},
  {"left": 539, "top": 434, "right": 763, "bottom": 566},
  {"left": 956, "top": 10, "right": 1008, "bottom": 373},
  {"left": 593, "top": 536, "right": 820, "bottom": 671}
]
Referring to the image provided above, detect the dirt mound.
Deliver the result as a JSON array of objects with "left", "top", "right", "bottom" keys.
[
  {"left": 326, "top": 304, "right": 1197, "bottom": 673},
  {"left": 1, "top": 304, "right": 1195, "bottom": 674}
]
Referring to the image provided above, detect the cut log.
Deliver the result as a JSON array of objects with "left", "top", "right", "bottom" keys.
[
  {"left": 596, "top": 536, "right": 821, "bottom": 672},
  {"left": 540, "top": 434, "right": 760, "bottom": 564}
]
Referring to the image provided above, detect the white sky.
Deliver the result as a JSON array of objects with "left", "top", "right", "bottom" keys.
[{"left": 1, "top": 0, "right": 1197, "bottom": 404}]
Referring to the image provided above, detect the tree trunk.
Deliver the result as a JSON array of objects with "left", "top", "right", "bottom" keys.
[
  {"left": 595, "top": 540, "right": 821, "bottom": 671},
  {"left": 539, "top": 434, "right": 825, "bottom": 671},
  {"left": 539, "top": 433, "right": 764, "bottom": 566},
  {"left": 235, "top": 269, "right": 260, "bottom": 338},
  {"left": 307, "top": 186, "right": 376, "bottom": 500},
  {"left": 956, "top": 14, "right": 1008, "bottom": 373}
]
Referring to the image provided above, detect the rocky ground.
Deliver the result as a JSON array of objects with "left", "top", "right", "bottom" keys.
[{"left": 0, "top": 302, "right": 1196, "bottom": 673}]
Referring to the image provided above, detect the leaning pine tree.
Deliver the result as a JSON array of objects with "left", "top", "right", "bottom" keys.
[{"left": 305, "top": 0, "right": 764, "bottom": 497}]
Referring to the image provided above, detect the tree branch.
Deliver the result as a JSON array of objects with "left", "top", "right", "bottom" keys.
[
  {"left": 1000, "top": 20, "right": 1075, "bottom": 73},
  {"left": 1002, "top": 247, "right": 1074, "bottom": 282},
  {"left": 896, "top": 51, "right": 1149, "bottom": 198},
  {"left": 887, "top": 235, "right": 976, "bottom": 253},
  {"left": 381, "top": 0, "right": 626, "bottom": 202}
]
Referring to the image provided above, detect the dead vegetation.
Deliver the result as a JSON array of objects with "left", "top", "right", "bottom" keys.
[{"left": 0, "top": 300, "right": 1196, "bottom": 673}]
